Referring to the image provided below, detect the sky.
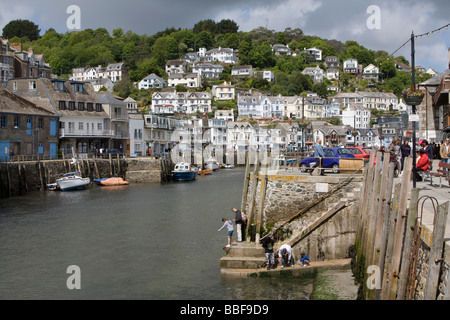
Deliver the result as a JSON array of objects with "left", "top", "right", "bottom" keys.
[{"left": 0, "top": 0, "right": 449, "bottom": 72}]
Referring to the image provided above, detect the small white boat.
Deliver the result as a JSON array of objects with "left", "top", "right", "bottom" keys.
[
  {"left": 205, "top": 158, "right": 220, "bottom": 171},
  {"left": 172, "top": 163, "right": 199, "bottom": 181},
  {"left": 56, "top": 172, "right": 90, "bottom": 191},
  {"left": 223, "top": 164, "right": 235, "bottom": 169}
]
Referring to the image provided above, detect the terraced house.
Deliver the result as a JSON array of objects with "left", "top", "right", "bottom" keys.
[
  {"left": 6, "top": 78, "right": 110, "bottom": 157},
  {"left": 0, "top": 89, "right": 59, "bottom": 161},
  {"left": 151, "top": 91, "right": 212, "bottom": 115}
]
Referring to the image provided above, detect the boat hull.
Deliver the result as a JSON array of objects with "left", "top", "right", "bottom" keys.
[
  {"left": 172, "top": 171, "right": 198, "bottom": 181},
  {"left": 57, "top": 177, "right": 90, "bottom": 191}
]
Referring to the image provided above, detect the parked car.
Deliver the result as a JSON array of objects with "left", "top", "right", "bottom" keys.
[
  {"left": 99, "top": 149, "right": 123, "bottom": 158},
  {"left": 299, "top": 147, "right": 355, "bottom": 173},
  {"left": 345, "top": 147, "right": 371, "bottom": 160}
]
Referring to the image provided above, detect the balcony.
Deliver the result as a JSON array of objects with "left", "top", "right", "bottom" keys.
[
  {"left": 111, "top": 130, "right": 129, "bottom": 139},
  {"left": 60, "top": 129, "right": 112, "bottom": 138}
]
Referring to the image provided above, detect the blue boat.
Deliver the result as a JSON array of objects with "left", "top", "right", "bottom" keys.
[{"left": 172, "top": 163, "right": 199, "bottom": 181}]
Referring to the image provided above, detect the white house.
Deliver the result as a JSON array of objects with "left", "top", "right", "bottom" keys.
[
  {"left": 215, "top": 109, "right": 234, "bottom": 122},
  {"left": 341, "top": 107, "right": 371, "bottom": 129},
  {"left": 202, "top": 47, "right": 238, "bottom": 64},
  {"left": 326, "top": 68, "right": 340, "bottom": 81},
  {"left": 192, "top": 63, "right": 224, "bottom": 79},
  {"left": 303, "top": 47, "right": 322, "bottom": 61},
  {"left": 363, "top": 64, "right": 381, "bottom": 82},
  {"left": 128, "top": 113, "right": 145, "bottom": 156},
  {"left": 262, "top": 70, "right": 275, "bottom": 82},
  {"left": 167, "top": 73, "right": 201, "bottom": 88},
  {"left": 343, "top": 58, "right": 361, "bottom": 74},
  {"left": 165, "top": 60, "right": 188, "bottom": 76},
  {"left": 212, "top": 81, "right": 235, "bottom": 101},
  {"left": 124, "top": 97, "right": 138, "bottom": 112},
  {"left": 151, "top": 91, "right": 212, "bottom": 115},
  {"left": 272, "top": 44, "right": 291, "bottom": 56},
  {"left": 302, "top": 66, "right": 324, "bottom": 83},
  {"left": 231, "top": 65, "right": 253, "bottom": 77},
  {"left": 106, "top": 63, "right": 126, "bottom": 82},
  {"left": 138, "top": 73, "right": 166, "bottom": 90}
]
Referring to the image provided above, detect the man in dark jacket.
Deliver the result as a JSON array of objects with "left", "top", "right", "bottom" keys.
[
  {"left": 400, "top": 140, "right": 411, "bottom": 172},
  {"left": 232, "top": 208, "right": 243, "bottom": 242}
]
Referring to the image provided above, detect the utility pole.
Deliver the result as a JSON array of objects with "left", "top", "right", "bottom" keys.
[{"left": 411, "top": 31, "right": 417, "bottom": 188}]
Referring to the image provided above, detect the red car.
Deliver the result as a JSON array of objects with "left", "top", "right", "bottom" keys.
[{"left": 344, "top": 147, "right": 371, "bottom": 160}]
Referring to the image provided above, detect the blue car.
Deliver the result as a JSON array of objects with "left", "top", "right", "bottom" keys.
[{"left": 299, "top": 147, "right": 355, "bottom": 173}]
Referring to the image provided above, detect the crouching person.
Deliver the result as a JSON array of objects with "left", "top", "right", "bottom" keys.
[
  {"left": 278, "top": 244, "right": 295, "bottom": 268},
  {"left": 261, "top": 236, "right": 275, "bottom": 270}
]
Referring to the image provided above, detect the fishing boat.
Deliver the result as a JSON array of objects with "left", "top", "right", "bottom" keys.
[
  {"left": 56, "top": 171, "right": 90, "bottom": 191},
  {"left": 172, "top": 163, "right": 199, "bottom": 181},
  {"left": 93, "top": 177, "right": 129, "bottom": 186},
  {"left": 205, "top": 158, "right": 220, "bottom": 171}
]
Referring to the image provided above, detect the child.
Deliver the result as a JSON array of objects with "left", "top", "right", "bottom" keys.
[
  {"left": 261, "top": 236, "right": 275, "bottom": 270},
  {"left": 299, "top": 252, "right": 310, "bottom": 267},
  {"left": 218, "top": 218, "right": 234, "bottom": 248}
]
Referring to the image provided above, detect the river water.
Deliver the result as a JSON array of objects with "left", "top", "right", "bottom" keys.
[{"left": 0, "top": 168, "right": 315, "bottom": 300}]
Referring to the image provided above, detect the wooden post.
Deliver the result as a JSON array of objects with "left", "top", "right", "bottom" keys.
[
  {"left": 396, "top": 188, "right": 420, "bottom": 300},
  {"left": 109, "top": 153, "right": 113, "bottom": 177},
  {"left": 377, "top": 163, "right": 395, "bottom": 285},
  {"left": 366, "top": 152, "right": 383, "bottom": 268},
  {"left": 424, "top": 201, "right": 449, "bottom": 300},
  {"left": 241, "top": 151, "right": 251, "bottom": 212},
  {"left": 94, "top": 158, "right": 100, "bottom": 179},
  {"left": 245, "top": 158, "right": 260, "bottom": 242},
  {"left": 255, "top": 174, "right": 268, "bottom": 243},
  {"left": 381, "top": 183, "right": 401, "bottom": 300},
  {"left": 387, "top": 156, "right": 412, "bottom": 300}
]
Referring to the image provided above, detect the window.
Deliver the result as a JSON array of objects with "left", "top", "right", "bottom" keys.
[
  {"left": 68, "top": 101, "right": 75, "bottom": 110},
  {"left": 29, "top": 81, "right": 37, "bottom": 90},
  {"left": 14, "top": 116, "right": 20, "bottom": 128},
  {"left": 78, "top": 102, "right": 85, "bottom": 111},
  {"left": 38, "top": 118, "right": 44, "bottom": 129},
  {"left": 97, "top": 123, "right": 102, "bottom": 131},
  {"left": 79, "top": 122, "right": 84, "bottom": 130},
  {"left": 54, "top": 81, "right": 65, "bottom": 91},
  {"left": 13, "top": 82, "right": 17, "bottom": 91},
  {"left": 73, "top": 83, "right": 84, "bottom": 93},
  {"left": 87, "top": 103, "right": 94, "bottom": 111},
  {"left": 95, "top": 104, "right": 102, "bottom": 112},
  {"left": 58, "top": 101, "right": 66, "bottom": 110},
  {"left": 0, "top": 115, "right": 7, "bottom": 128}
]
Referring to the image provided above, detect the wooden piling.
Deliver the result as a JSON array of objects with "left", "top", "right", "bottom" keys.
[
  {"left": 380, "top": 183, "right": 401, "bottom": 300},
  {"left": 255, "top": 174, "right": 268, "bottom": 243},
  {"left": 241, "top": 152, "right": 251, "bottom": 213},
  {"left": 245, "top": 158, "right": 260, "bottom": 241},
  {"left": 387, "top": 156, "right": 412, "bottom": 300},
  {"left": 424, "top": 201, "right": 449, "bottom": 300},
  {"left": 396, "top": 188, "right": 420, "bottom": 300}
]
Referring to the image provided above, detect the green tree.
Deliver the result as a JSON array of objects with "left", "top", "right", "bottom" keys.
[
  {"left": 217, "top": 19, "right": 238, "bottom": 34},
  {"left": 193, "top": 19, "right": 217, "bottom": 34},
  {"left": 2, "top": 19, "right": 40, "bottom": 41},
  {"left": 196, "top": 30, "right": 214, "bottom": 49}
]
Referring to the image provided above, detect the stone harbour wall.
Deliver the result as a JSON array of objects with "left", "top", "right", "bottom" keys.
[{"left": 245, "top": 173, "right": 363, "bottom": 261}]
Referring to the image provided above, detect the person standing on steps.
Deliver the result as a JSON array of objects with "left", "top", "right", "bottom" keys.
[
  {"left": 261, "top": 236, "right": 275, "bottom": 270},
  {"left": 218, "top": 218, "right": 234, "bottom": 248},
  {"left": 232, "top": 208, "right": 243, "bottom": 242},
  {"left": 309, "top": 138, "right": 325, "bottom": 176}
]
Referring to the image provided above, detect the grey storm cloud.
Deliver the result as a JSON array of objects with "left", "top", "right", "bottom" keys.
[{"left": 1, "top": 0, "right": 449, "bottom": 70}]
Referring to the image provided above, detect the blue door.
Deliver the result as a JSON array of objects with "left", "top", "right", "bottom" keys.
[
  {"left": 50, "top": 120, "right": 57, "bottom": 137},
  {"left": 0, "top": 141, "right": 10, "bottom": 162},
  {"left": 26, "top": 118, "right": 32, "bottom": 136},
  {"left": 50, "top": 142, "right": 57, "bottom": 159}
]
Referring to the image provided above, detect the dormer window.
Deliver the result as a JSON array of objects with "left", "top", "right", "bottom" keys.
[
  {"left": 73, "top": 83, "right": 84, "bottom": 93},
  {"left": 53, "top": 80, "right": 65, "bottom": 91}
]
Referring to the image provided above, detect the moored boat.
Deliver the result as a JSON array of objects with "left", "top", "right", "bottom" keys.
[
  {"left": 56, "top": 172, "right": 90, "bottom": 191},
  {"left": 93, "top": 177, "right": 129, "bottom": 186},
  {"left": 172, "top": 163, "right": 199, "bottom": 181},
  {"left": 205, "top": 158, "right": 220, "bottom": 171}
]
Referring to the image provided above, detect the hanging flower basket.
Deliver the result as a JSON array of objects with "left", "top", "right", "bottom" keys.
[{"left": 402, "top": 87, "right": 424, "bottom": 105}]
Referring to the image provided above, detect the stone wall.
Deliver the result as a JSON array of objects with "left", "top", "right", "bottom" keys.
[
  {"left": 0, "top": 158, "right": 162, "bottom": 198},
  {"left": 245, "top": 173, "right": 363, "bottom": 262},
  {"left": 412, "top": 225, "right": 450, "bottom": 300}
]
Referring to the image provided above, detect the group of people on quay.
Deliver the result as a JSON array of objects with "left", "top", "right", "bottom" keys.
[{"left": 218, "top": 208, "right": 310, "bottom": 270}]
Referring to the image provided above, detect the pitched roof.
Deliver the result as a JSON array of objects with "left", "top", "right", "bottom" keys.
[{"left": 0, "top": 89, "right": 56, "bottom": 116}]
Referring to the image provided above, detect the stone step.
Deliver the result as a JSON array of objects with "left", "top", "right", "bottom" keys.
[
  {"left": 225, "top": 242, "right": 266, "bottom": 258},
  {"left": 219, "top": 256, "right": 266, "bottom": 269}
]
